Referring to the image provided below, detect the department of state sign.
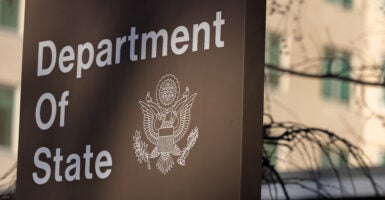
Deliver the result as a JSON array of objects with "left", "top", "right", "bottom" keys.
[
  {"left": 133, "top": 74, "right": 199, "bottom": 174},
  {"left": 18, "top": 0, "right": 264, "bottom": 199}
]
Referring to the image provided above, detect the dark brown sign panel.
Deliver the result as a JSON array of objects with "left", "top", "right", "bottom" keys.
[{"left": 17, "top": 0, "right": 265, "bottom": 199}]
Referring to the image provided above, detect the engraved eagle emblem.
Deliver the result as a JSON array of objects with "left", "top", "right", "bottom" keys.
[{"left": 133, "top": 74, "right": 199, "bottom": 175}]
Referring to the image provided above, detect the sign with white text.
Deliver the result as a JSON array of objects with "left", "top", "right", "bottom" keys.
[{"left": 17, "top": 0, "right": 265, "bottom": 199}]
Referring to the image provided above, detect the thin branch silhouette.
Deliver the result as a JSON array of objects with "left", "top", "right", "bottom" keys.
[{"left": 262, "top": 114, "right": 382, "bottom": 199}]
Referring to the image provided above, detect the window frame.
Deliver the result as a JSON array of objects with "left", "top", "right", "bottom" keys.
[{"left": 322, "top": 48, "right": 351, "bottom": 104}]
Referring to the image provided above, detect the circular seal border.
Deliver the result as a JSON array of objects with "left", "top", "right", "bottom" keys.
[{"left": 156, "top": 74, "right": 180, "bottom": 109}]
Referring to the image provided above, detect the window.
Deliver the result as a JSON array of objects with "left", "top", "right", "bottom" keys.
[
  {"left": 264, "top": 144, "right": 277, "bottom": 166},
  {"left": 322, "top": 48, "right": 351, "bottom": 103},
  {"left": 326, "top": 0, "right": 353, "bottom": 9},
  {"left": 0, "top": 86, "right": 13, "bottom": 147},
  {"left": 265, "top": 33, "right": 281, "bottom": 89},
  {"left": 0, "top": 0, "right": 19, "bottom": 30},
  {"left": 321, "top": 148, "right": 349, "bottom": 169}
]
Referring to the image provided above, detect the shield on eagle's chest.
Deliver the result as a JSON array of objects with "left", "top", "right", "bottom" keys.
[{"left": 157, "top": 127, "right": 174, "bottom": 153}]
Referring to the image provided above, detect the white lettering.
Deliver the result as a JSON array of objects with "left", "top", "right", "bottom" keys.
[
  {"left": 95, "top": 151, "right": 112, "bottom": 179},
  {"left": 96, "top": 39, "right": 113, "bottom": 67},
  {"left": 192, "top": 22, "right": 210, "bottom": 51},
  {"left": 32, "top": 145, "right": 113, "bottom": 185},
  {"left": 128, "top": 27, "right": 139, "bottom": 61},
  {"left": 32, "top": 147, "right": 52, "bottom": 185},
  {"left": 58, "top": 46, "right": 75, "bottom": 73},
  {"left": 77, "top": 42, "right": 95, "bottom": 79},
  {"left": 213, "top": 11, "right": 225, "bottom": 48},
  {"left": 141, "top": 29, "right": 168, "bottom": 60},
  {"left": 171, "top": 26, "right": 189, "bottom": 55},
  {"left": 83, "top": 145, "right": 94, "bottom": 179},
  {"left": 65, "top": 154, "right": 81, "bottom": 182},
  {"left": 35, "top": 11, "right": 226, "bottom": 79},
  {"left": 35, "top": 93, "right": 57, "bottom": 131},
  {"left": 53, "top": 148, "right": 63, "bottom": 182},
  {"left": 38, "top": 40, "right": 57, "bottom": 77},
  {"left": 58, "top": 91, "right": 69, "bottom": 127},
  {"left": 115, "top": 36, "right": 127, "bottom": 64}
]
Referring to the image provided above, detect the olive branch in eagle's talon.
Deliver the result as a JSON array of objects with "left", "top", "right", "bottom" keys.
[{"left": 133, "top": 131, "right": 151, "bottom": 170}]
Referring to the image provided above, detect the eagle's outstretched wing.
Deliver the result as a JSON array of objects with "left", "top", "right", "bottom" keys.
[
  {"left": 139, "top": 101, "right": 160, "bottom": 145},
  {"left": 173, "top": 93, "right": 197, "bottom": 143}
]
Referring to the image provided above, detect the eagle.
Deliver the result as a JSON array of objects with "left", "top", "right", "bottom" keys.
[{"left": 137, "top": 87, "right": 197, "bottom": 174}]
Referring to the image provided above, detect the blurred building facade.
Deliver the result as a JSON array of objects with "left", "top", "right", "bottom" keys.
[
  {"left": 0, "top": 0, "right": 24, "bottom": 175},
  {"left": 266, "top": 0, "right": 385, "bottom": 171}
]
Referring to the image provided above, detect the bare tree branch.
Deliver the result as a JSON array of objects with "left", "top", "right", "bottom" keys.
[
  {"left": 266, "top": 63, "right": 385, "bottom": 87},
  {"left": 262, "top": 114, "right": 382, "bottom": 199}
]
